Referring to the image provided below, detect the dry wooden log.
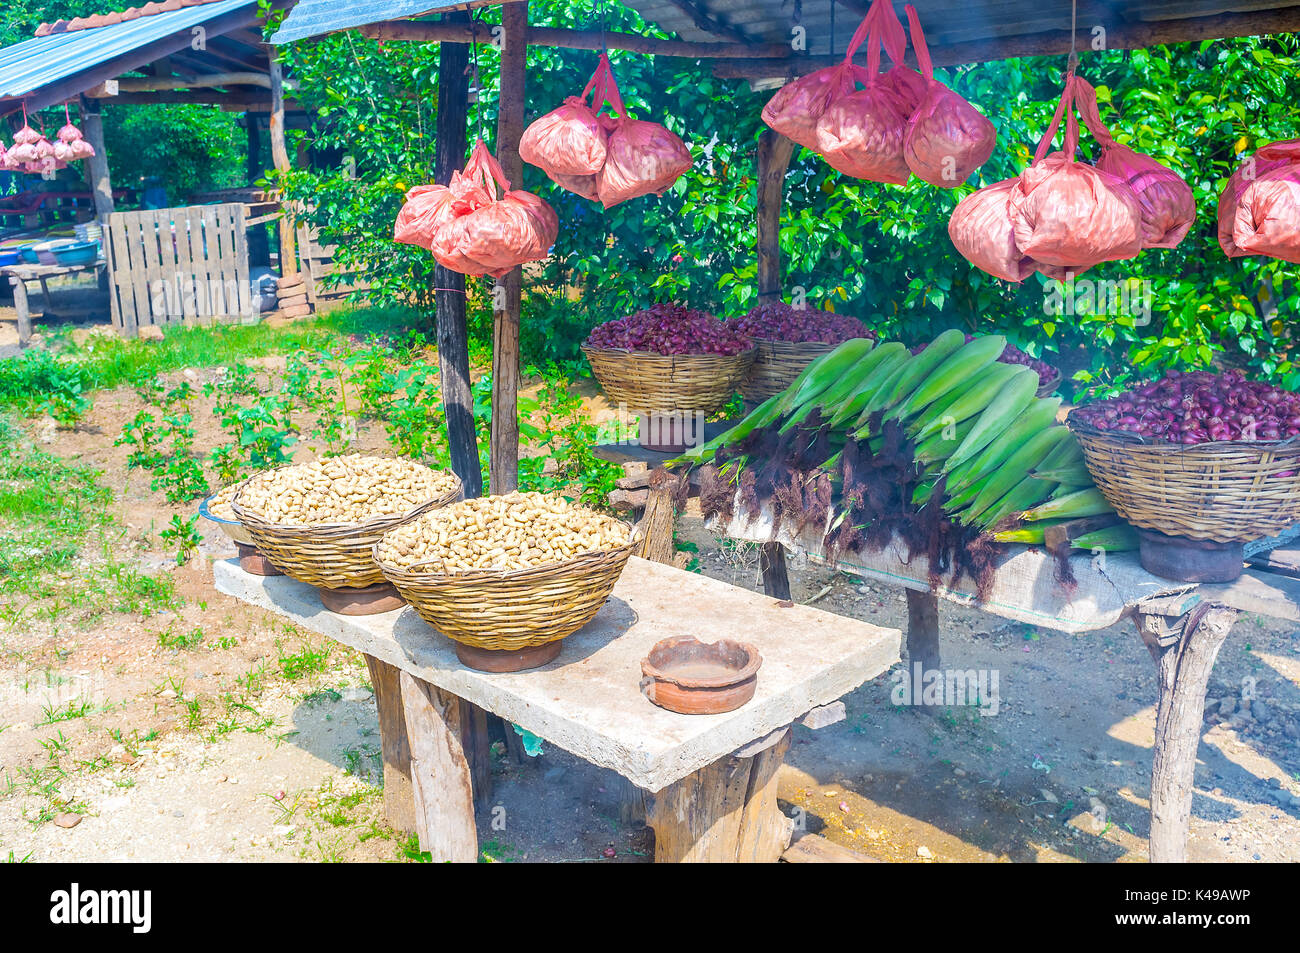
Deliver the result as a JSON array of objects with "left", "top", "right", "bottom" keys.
[
  {"left": 609, "top": 488, "right": 650, "bottom": 512},
  {"left": 782, "top": 834, "right": 883, "bottom": 863},
  {"left": 363, "top": 655, "right": 416, "bottom": 836},
  {"left": 276, "top": 292, "right": 308, "bottom": 308},
  {"left": 277, "top": 303, "right": 312, "bottom": 318},
  {"left": 616, "top": 462, "right": 651, "bottom": 490}
]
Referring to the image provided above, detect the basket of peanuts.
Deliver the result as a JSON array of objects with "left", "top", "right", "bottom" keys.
[
  {"left": 230, "top": 455, "right": 462, "bottom": 610},
  {"left": 373, "top": 492, "right": 638, "bottom": 671}
]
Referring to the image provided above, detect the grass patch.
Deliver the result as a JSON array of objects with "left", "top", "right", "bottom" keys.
[
  {"left": 1, "top": 305, "right": 427, "bottom": 415},
  {"left": 0, "top": 417, "right": 178, "bottom": 627}
]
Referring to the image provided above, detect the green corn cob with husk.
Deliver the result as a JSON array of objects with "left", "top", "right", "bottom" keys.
[
  {"left": 958, "top": 427, "right": 1073, "bottom": 523},
  {"left": 943, "top": 366, "right": 1039, "bottom": 470},
  {"left": 879, "top": 329, "right": 968, "bottom": 419},
  {"left": 784, "top": 337, "right": 877, "bottom": 410},
  {"left": 906, "top": 361, "right": 1024, "bottom": 443},
  {"left": 1021, "top": 487, "right": 1113, "bottom": 522},
  {"left": 888, "top": 334, "right": 1007, "bottom": 418},
  {"left": 970, "top": 477, "right": 1059, "bottom": 530},
  {"left": 912, "top": 419, "right": 976, "bottom": 464},
  {"left": 943, "top": 397, "right": 1064, "bottom": 495},
  {"left": 1029, "top": 464, "right": 1095, "bottom": 486},
  {"left": 1071, "top": 524, "right": 1140, "bottom": 551},
  {"left": 825, "top": 343, "right": 910, "bottom": 428}
]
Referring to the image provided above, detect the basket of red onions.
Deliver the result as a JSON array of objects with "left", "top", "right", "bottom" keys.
[
  {"left": 728, "top": 302, "right": 877, "bottom": 401},
  {"left": 582, "top": 304, "right": 755, "bottom": 447},
  {"left": 1068, "top": 369, "right": 1300, "bottom": 580}
]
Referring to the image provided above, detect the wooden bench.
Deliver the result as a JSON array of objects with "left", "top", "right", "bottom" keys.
[
  {"left": 2, "top": 261, "right": 105, "bottom": 348},
  {"left": 722, "top": 505, "right": 1300, "bottom": 863},
  {"left": 213, "top": 555, "right": 901, "bottom": 862}
]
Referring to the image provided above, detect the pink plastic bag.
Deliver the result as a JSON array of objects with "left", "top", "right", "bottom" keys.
[
  {"left": 1218, "top": 138, "right": 1300, "bottom": 258},
  {"left": 761, "top": 62, "right": 857, "bottom": 152},
  {"left": 1009, "top": 75, "right": 1143, "bottom": 269},
  {"left": 1071, "top": 78, "right": 1193, "bottom": 249},
  {"left": 814, "top": 2, "right": 914, "bottom": 184},
  {"left": 429, "top": 141, "right": 558, "bottom": 277},
  {"left": 948, "top": 177, "right": 1038, "bottom": 282},
  {"left": 520, "top": 58, "right": 611, "bottom": 177},
  {"left": 1232, "top": 163, "right": 1300, "bottom": 263},
  {"left": 902, "top": 4, "right": 996, "bottom": 188},
  {"left": 597, "top": 114, "right": 692, "bottom": 208}
]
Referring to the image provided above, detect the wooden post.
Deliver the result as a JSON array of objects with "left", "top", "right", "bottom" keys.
[
  {"left": 906, "top": 588, "right": 941, "bottom": 677},
  {"left": 10, "top": 277, "right": 33, "bottom": 349},
  {"left": 646, "top": 729, "right": 793, "bottom": 862},
  {"left": 79, "top": 98, "right": 114, "bottom": 222},
  {"left": 434, "top": 10, "right": 482, "bottom": 497},
  {"left": 267, "top": 51, "right": 297, "bottom": 278},
  {"left": 490, "top": 1, "right": 528, "bottom": 495},
  {"left": 756, "top": 130, "right": 795, "bottom": 304},
  {"left": 760, "top": 542, "right": 791, "bottom": 600},
  {"left": 245, "top": 112, "right": 270, "bottom": 268},
  {"left": 1133, "top": 602, "right": 1237, "bottom": 863},
  {"left": 399, "top": 672, "right": 478, "bottom": 862}
]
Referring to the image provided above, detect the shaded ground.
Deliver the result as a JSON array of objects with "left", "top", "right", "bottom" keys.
[{"left": 1, "top": 352, "right": 1298, "bottom": 863}]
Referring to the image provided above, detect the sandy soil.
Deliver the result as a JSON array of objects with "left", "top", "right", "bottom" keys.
[{"left": 1, "top": 356, "right": 1298, "bottom": 864}]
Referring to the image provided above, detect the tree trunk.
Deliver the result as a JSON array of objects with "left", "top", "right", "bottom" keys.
[
  {"left": 756, "top": 130, "right": 795, "bottom": 304},
  {"left": 268, "top": 52, "right": 297, "bottom": 278},
  {"left": 79, "top": 98, "right": 114, "bottom": 222}
]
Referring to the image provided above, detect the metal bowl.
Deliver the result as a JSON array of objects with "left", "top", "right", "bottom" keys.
[{"left": 198, "top": 493, "right": 255, "bottom": 547}]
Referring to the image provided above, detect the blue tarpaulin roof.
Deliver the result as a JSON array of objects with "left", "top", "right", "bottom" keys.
[
  {"left": 0, "top": 0, "right": 259, "bottom": 107},
  {"left": 271, "top": 2, "right": 496, "bottom": 44}
]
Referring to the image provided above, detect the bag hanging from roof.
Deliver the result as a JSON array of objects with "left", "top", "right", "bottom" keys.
[
  {"left": 1070, "top": 77, "right": 1194, "bottom": 249},
  {"left": 591, "top": 58, "right": 692, "bottom": 208},
  {"left": 393, "top": 169, "right": 492, "bottom": 251},
  {"left": 429, "top": 140, "right": 559, "bottom": 277},
  {"left": 814, "top": 0, "right": 919, "bottom": 184},
  {"left": 901, "top": 4, "right": 996, "bottom": 188},
  {"left": 948, "top": 177, "right": 1038, "bottom": 282},
  {"left": 519, "top": 57, "right": 611, "bottom": 177},
  {"left": 1009, "top": 72, "right": 1143, "bottom": 270},
  {"left": 1218, "top": 138, "right": 1300, "bottom": 261}
]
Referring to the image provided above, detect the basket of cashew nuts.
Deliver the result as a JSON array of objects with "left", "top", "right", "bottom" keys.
[
  {"left": 373, "top": 492, "right": 638, "bottom": 661},
  {"left": 230, "top": 454, "right": 463, "bottom": 591}
]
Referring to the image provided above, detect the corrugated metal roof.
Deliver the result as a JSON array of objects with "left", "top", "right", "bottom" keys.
[
  {"left": 0, "top": 0, "right": 257, "bottom": 101},
  {"left": 271, "top": 1, "right": 504, "bottom": 43},
  {"left": 269, "top": 0, "right": 1300, "bottom": 53}
]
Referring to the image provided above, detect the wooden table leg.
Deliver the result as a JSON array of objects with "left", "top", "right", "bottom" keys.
[
  {"left": 1133, "top": 599, "right": 1237, "bottom": 863},
  {"left": 906, "top": 588, "right": 941, "bottom": 674},
  {"left": 365, "top": 654, "right": 494, "bottom": 833},
  {"left": 11, "top": 277, "right": 32, "bottom": 349},
  {"left": 646, "top": 728, "right": 793, "bottom": 862},
  {"left": 760, "top": 542, "right": 791, "bottom": 600},
  {"left": 363, "top": 655, "right": 416, "bottom": 836},
  {"left": 399, "top": 671, "right": 478, "bottom": 862}
]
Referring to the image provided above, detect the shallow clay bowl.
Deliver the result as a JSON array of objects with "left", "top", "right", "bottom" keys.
[{"left": 640, "top": 635, "right": 762, "bottom": 715}]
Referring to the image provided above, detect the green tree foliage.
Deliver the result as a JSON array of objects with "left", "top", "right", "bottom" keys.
[{"left": 272, "top": 6, "right": 1300, "bottom": 394}]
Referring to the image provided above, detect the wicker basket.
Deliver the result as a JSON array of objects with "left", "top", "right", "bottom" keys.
[
  {"left": 582, "top": 346, "right": 754, "bottom": 415},
  {"left": 741, "top": 339, "right": 838, "bottom": 402},
  {"left": 374, "top": 535, "right": 637, "bottom": 652},
  {"left": 1068, "top": 419, "right": 1300, "bottom": 542},
  {"left": 230, "top": 472, "right": 463, "bottom": 589},
  {"left": 1036, "top": 367, "right": 1063, "bottom": 398}
]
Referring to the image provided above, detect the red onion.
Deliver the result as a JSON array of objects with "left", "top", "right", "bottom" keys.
[
  {"left": 1075, "top": 369, "right": 1300, "bottom": 445},
  {"left": 585, "top": 303, "right": 751, "bottom": 356},
  {"left": 728, "top": 302, "right": 877, "bottom": 346}
]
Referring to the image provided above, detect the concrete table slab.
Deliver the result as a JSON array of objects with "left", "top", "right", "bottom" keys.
[{"left": 214, "top": 555, "right": 900, "bottom": 794}]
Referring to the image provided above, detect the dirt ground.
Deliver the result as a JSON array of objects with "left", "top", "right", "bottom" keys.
[{"left": 1, "top": 344, "right": 1298, "bottom": 863}]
